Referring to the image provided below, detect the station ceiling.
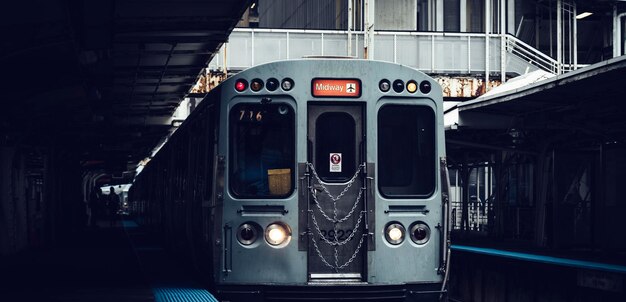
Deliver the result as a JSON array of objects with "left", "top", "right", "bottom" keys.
[{"left": 2, "top": 0, "right": 250, "bottom": 180}]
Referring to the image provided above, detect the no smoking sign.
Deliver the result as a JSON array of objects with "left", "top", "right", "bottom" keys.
[{"left": 329, "top": 153, "right": 342, "bottom": 173}]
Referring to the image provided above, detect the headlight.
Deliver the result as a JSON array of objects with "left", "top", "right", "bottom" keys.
[
  {"left": 237, "top": 222, "right": 260, "bottom": 246},
  {"left": 265, "top": 222, "right": 291, "bottom": 247},
  {"left": 409, "top": 222, "right": 431, "bottom": 245},
  {"left": 384, "top": 222, "right": 405, "bottom": 245}
]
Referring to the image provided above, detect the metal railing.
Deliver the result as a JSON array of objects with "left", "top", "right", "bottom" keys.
[
  {"left": 210, "top": 28, "right": 577, "bottom": 77},
  {"left": 504, "top": 34, "right": 560, "bottom": 74}
]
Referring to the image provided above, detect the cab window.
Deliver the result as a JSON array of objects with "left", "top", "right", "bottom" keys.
[
  {"left": 230, "top": 103, "right": 295, "bottom": 198},
  {"left": 378, "top": 105, "right": 435, "bottom": 197}
]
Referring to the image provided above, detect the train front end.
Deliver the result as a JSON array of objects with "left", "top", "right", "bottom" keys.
[{"left": 213, "top": 59, "right": 449, "bottom": 301}]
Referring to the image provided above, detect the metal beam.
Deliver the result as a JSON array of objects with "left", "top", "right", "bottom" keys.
[{"left": 447, "top": 139, "right": 538, "bottom": 156}]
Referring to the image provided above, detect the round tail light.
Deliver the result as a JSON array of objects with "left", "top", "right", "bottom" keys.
[
  {"left": 235, "top": 79, "right": 248, "bottom": 92},
  {"left": 250, "top": 79, "right": 264, "bottom": 91},
  {"left": 406, "top": 80, "right": 418, "bottom": 93},
  {"left": 379, "top": 79, "right": 391, "bottom": 92},
  {"left": 237, "top": 222, "right": 260, "bottom": 246},
  {"left": 266, "top": 78, "right": 279, "bottom": 91},
  {"left": 281, "top": 78, "right": 294, "bottom": 91},
  {"left": 409, "top": 222, "right": 431, "bottom": 245},
  {"left": 419, "top": 80, "right": 432, "bottom": 94},
  {"left": 392, "top": 79, "right": 405, "bottom": 93}
]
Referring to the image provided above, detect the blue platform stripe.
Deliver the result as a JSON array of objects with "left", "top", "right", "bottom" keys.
[
  {"left": 153, "top": 287, "right": 218, "bottom": 302},
  {"left": 122, "top": 220, "right": 139, "bottom": 228},
  {"left": 451, "top": 244, "right": 626, "bottom": 274}
]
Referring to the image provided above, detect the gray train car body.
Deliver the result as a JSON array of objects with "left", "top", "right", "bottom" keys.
[{"left": 130, "top": 59, "right": 449, "bottom": 301}]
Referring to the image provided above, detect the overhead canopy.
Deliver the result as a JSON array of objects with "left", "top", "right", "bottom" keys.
[
  {"left": 446, "top": 55, "right": 626, "bottom": 160},
  {"left": 2, "top": 0, "right": 250, "bottom": 180}
]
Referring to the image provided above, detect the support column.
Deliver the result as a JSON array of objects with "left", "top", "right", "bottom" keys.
[
  {"left": 507, "top": 0, "right": 515, "bottom": 34},
  {"left": 494, "top": 151, "right": 507, "bottom": 238},
  {"left": 485, "top": 0, "right": 491, "bottom": 92},
  {"left": 573, "top": 2, "right": 577, "bottom": 69},
  {"left": 460, "top": 0, "right": 467, "bottom": 32},
  {"left": 500, "top": 0, "right": 506, "bottom": 82},
  {"left": 614, "top": 6, "right": 626, "bottom": 57},
  {"left": 436, "top": 0, "right": 444, "bottom": 31},
  {"left": 534, "top": 148, "right": 550, "bottom": 247},
  {"left": 557, "top": 0, "right": 562, "bottom": 74},
  {"left": 614, "top": 5, "right": 619, "bottom": 57},
  {"left": 364, "top": 0, "right": 375, "bottom": 59},
  {"left": 428, "top": 0, "right": 434, "bottom": 31},
  {"left": 461, "top": 166, "right": 470, "bottom": 233},
  {"left": 348, "top": 0, "right": 353, "bottom": 56}
]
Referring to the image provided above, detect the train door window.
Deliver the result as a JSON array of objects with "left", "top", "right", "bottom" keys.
[
  {"left": 378, "top": 105, "right": 435, "bottom": 197},
  {"left": 229, "top": 103, "right": 295, "bottom": 198},
  {"left": 314, "top": 112, "right": 356, "bottom": 182}
]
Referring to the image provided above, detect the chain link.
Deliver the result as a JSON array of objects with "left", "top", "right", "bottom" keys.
[
  {"left": 310, "top": 232, "right": 337, "bottom": 270},
  {"left": 310, "top": 186, "right": 363, "bottom": 223},
  {"left": 307, "top": 162, "right": 364, "bottom": 202},
  {"left": 337, "top": 234, "right": 365, "bottom": 270},
  {"left": 334, "top": 247, "right": 339, "bottom": 271},
  {"left": 309, "top": 210, "right": 364, "bottom": 246},
  {"left": 332, "top": 185, "right": 339, "bottom": 271},
  {"left": 305, "top": 162, "right": 367, "bottom": 271},
  {"left": 309, "top": 233, "right": 367, "bottom": 271}
]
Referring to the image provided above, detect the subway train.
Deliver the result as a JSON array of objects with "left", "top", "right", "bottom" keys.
[{"left": 129, "top": 59, "right": 451, "bottom": 301}]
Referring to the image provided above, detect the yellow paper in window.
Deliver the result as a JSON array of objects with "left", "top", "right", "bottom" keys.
[{"left": 268, "top": 169, "right": 291, "bottom": 196}]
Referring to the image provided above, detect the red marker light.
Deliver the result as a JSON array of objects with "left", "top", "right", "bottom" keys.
[
  {"left": 235, "top": 80, "right": 248, "bottom": 92},
  {"left": 250, "top": 79, "right": 264, "bottom": 91}
]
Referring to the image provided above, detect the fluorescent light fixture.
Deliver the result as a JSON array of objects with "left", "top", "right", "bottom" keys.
[
  {"left": 576, "top": 12, "right": 593, "bottom": 20},
  {"left": 250, "top": 3, "right": 256, "bottom": 9}
]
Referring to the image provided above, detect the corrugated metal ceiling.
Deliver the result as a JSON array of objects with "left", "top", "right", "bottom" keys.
[{"left": 2, "top": 0, "right": 250, "bottom": 179}]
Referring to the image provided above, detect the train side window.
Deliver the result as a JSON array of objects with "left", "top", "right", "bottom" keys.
[
  {"left": 378, "top": 105, "right": 435, "bottom": 198},
  {"left": 229, "top": 103, "right": 295, "bottom": 198}
]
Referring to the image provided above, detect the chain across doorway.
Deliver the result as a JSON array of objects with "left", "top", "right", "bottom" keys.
[
  {"left": 306, "top": 162, "right": 367, "bottom": 272},
  {"left": 306, "top": 103, "right": 367, "bottom": 279}
]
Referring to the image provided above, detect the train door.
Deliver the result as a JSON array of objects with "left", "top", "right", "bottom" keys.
[{"left": 306, "top": 103, "right": 366, "bottom": 281}]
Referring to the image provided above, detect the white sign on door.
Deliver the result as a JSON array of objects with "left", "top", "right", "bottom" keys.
[{"left": 329, "top": 153, "right": 342, "bottom": 173}]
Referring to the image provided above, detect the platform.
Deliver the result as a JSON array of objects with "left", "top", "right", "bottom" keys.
[{"left": 0, "top": 220, "right": 217, "bottom": 302}]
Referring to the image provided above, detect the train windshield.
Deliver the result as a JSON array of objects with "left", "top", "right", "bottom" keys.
[
  {"left": 378, "top": 105, "right": 435, "bottom": 197},
  {"left": 229, "top": 103, "right": 295, "bottom": 198}
]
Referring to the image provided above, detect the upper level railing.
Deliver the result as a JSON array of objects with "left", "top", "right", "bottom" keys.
[
  {"left": 209, "top": 28, "right": 570, "bottom": 77},
  {"left": 504, "top": 34, "right": 560, "bottom": 74}
]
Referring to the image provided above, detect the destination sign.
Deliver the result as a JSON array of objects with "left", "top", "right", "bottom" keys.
[{"left": 311, "top": 78, "right": 361, "bottom": 98}]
